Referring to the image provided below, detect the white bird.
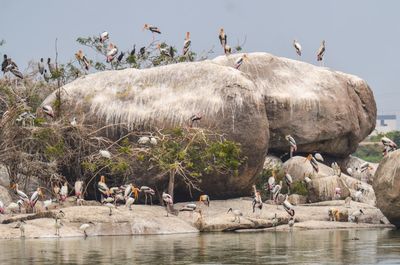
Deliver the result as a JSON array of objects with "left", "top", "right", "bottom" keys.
[
  {"left": 199, "top": 194, "right": 210, "bottom": 207},
  {"left": 0, "top": 200, "right": 4, "bottom": 214},
  {"left": 150, "top": 137, "right": 157, "bottom": 145},
  {"left": 105, "top": 203, "right": 115, "bottom": 216},
  {"left": 99, "top": 31, "right": 109, "bottom": 43},
  {"left": 54, "top": 218, "right": 63, "bottom": 236},
  {"left": 305, "top": 154, "right": 319, "bottom": 173},
  {"left": 140, "top": 186, "right": 155, "bottom": 205},
  {"left": 60, "top": 182, "right": 68, "bottom": 203},
  {"left": 7, "top": 200, "right": 23, "bottom": 214},
  {"left": 138, "top": 136, "right": 150, "bottom": 144},
  {"left": 12, "top": 184, "right": 29, "bottom": 203},
  {"left": 252, "top": 185, "right": 263, "bottom": 213},
  {"left": 288, "top": 217, "right": 295, "bottom": 229},
  {"left": 125, "top": 197, "right": 135, "bottom": 210},
  {"left": 234, "top": 54, "right": 248, "bottom": 69},
  {"left": 284, "top": 173, "right": 293, "bottom": 194},
  {"left": 38, "top": 58, "right": 45, "bottom": 75},
  {"left": 29, "top": 187, "right": 43, "bottom": 209},
  {"left": 162, "top": 192, "right": 173, "bottom": 217},
  {"left": 314, "top": 153, "right": 324, "bottom": 162},
  {"left": 42, "top": 105, "right": 54, "bottom": 118},
  {"left": 180, "top": 203, "right": 197, "bottom": 212},
  {"left": 347, "top": 168, "right": 353, "bottom": 176},
  {"left": 79, "top": 222, "right": 95, "bottom": 237},
  {"left": 74, "top": 180, "right": 84, "bottom": 199},
  {"left": 285, "top": 135, "right": 297, "bottom": 157},
  {"left": 99, "top": 150, "right": 111, "bottom": 159},
  {"left": 227, "top": 208, "right": 243, "bottom": 223},
  {"left": 293, "top": 40, "right": 302, "bottom": 56},
  {"left": 43, "top": 199, "right": 52, "bottom": 210},
  {"left": 103, "top": 197, "right": 114, "bottom": 203},
  {"left": 98, "top": 175, "right": 110, "bottom": 201},
  {"left": 15, "top": 220, "right": 26, "bottom": 237},
  {"left": 70, "top": 117, "right": 77, "bottom": 126},
  {"left": 304, "top": 176, "right": 312, "bottom": 184},
  {"left": 106, "top": 43, "right": 118, "bottom": 62},
  {"left": 354, "top": 190, "right": 363, "bottom": 202},
  {"left": 348, "top": 209, "right": 364, "bottom": 223},
  {"left": 272, "top": 181, "right": 282, "bottom": 203},
  {"left": 283, "top": 195, "right": 295, "bottom": 217}
]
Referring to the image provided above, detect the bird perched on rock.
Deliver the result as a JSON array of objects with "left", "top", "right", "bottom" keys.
[
  {"left": 224, "top": 44, "right": 232, "bottom": 55},
  {"left": 285, "top": 135, "right": 297, "bottom": 157},
  {"left": 74, "top": 180, "right": 84, "bottom": 200},
  {"left": 105, "top": 202, "right": 115, "bottom": 216},
  {"left": 348, "top": 209, "right": 364, "bottom": 223},
  {"left": 288, "top": 217, "right": 295, "bottom": 230},
  {"left": 42, "top": 105, "right": 54, "bottom": 118},
  {"left": 29, "top": 187, "right": 43, "bottom": 210},
  {"left": 125, "top": 197, "right": 135, "bottom": 210},
  {"left": 272, "top": 181, "right": 282, "bottom": 204},
  {"left": 54, "top": 218, "right": 63, "bottom": 236},
  {"left": 140, "top": 186, "right": 155, "bottom": 205},
  {"left": 180, "top": 203, "right": 197, "bottom": 212},
  {"left": 305, "top": 154, "right": 319, "bottom": 173},
  {"left": 284, "top": 172, "right": 293, "bottom": 194},
  {"left": 316, "top": 40, "right": 326, "bottom": 65},
  {"left": 98, "top": 175, "right": 110, "bottom": 202},
  {"left": 293, "top": 40, "right": 302, "bottom": 56},
  {"left": 162, "top": 192, "right": 174, "bottom": 217},
  {"left": 227, "top": 208, "right": 243, "bottom": 223},
  {"left": 199, "top": 194, "right": 210, "bottom": 207},
  {"left": 219, "top": 28, "right": 227, "bottom": 48},
  {"left": 15, "top": 220, "right": 26, "bottom": 237},
  {"left": 60, "top": 182, "right": 68, "bottom": 203},
  {"left": 381, "top": 137, "right": 397, "bottom": 156},
  {"left": 11, "top": 183, "right": 29, "bottom": 204},
  {"left": 43, "top": 199, "right": 53, "bottom": 210},
  {"left": 252, "top": 185, "right": 263, "bottom": 213},
  {"left": 75, "top": 50, "right": 90, "bottom": 70},
  {"left": 183, "top": 32, "right": 191, "bottom": 56},
  {"left": 47, "top": 58, "right": 55, "bottom": 75},
  {"left": 234, "top": 54, "right": 248, "bottom": 69}
]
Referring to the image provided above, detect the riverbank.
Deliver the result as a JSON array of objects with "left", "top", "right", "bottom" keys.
[{"left": 0, "top": 198, "right": 393, "bottom": 239}]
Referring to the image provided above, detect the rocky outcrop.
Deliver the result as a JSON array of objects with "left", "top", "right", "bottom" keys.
[
  {"left": 0, "top": 185, "right": 12, "bottom": 205},
  {"left": 282, "top": 156, "right": 376, "bottom": 205},
  {"left": 213, "top": 53, "right": 376, "bottom": 157},
  {"left": 373, "top": 150, "right": 400, "bottom": 227},
  {"left": 41, "top": 52, "right": 376, "bottom": 198}
]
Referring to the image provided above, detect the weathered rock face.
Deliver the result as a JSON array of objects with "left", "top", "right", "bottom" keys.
[
  {"left": 42, "top": 62, "right": 269, "bottom": 198},
  {"left": 213, "top": 53, "right": 376, "bottom": 158},
  {"left": 373, "top": 150, "right": 400, "bottom": 227},
  {"left": 0, "top": 185, "right": 12, "bottom": 205},
  {"left": 283, "top": 156, "right": 376, "bottom": 205}
]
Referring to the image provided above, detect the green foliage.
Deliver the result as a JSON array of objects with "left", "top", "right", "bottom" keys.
[
  {"left": 353, "top": 143, "right": 382, "bottom": 163},
  {"left": 110, "top": 160, "right": 129, "bottom": 174},
  {"left": 291, "top": 181, "right": 308, "bottom": 196},
  {"left": 81, "top": 161, "right": 97, "bottom": 173},
  {"left": 45, "top": 141, "right": 65, "bottom": 160}
]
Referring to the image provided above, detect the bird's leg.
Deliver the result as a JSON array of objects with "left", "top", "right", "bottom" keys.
[
  {"left": 288, "top": 187, "right": 290, "bottom": 195},
  {"left": 150, "top": 195, "right": 153, "bottom": 206},
  {"left": 290, "top": 147, "right": 293, "bottom": 158},
  {"left": 129, "top": 204, "right": 132, "bottom": 211},
  {"left": 84, "top": 230, "right": 87, "bottom": 238},
  {"left": 109, "top": 208, "right": 112, "bottom": 216},
  {"left": 145, "top": 194, "right": 148, "bottom": 205},
  {"left": 238, "top": 217, "right": 240, "bottom": 224}
]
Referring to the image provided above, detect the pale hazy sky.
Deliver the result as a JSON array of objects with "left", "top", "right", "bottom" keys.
[{"left": 1, "top": 0, "right": 400, "bottom": 115}]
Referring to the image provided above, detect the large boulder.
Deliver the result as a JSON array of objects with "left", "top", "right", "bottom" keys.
[
  {"left": 373, "top": 150, "right": 400, "bottom": 227},
  {"left": 283, "top": 156, "right": 376, "bottom": 205},
  {"left": 42, "top": 61, "right": 269, "bottom": 198},
  {"left": 213, "top": 53, "right": 376, "bottom": 157}
]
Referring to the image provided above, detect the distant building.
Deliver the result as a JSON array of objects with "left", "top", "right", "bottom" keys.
[{"left": 375, "top": 115, "right": 397, "bottom": 134}]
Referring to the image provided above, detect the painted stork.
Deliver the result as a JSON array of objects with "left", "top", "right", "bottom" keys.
[
  {"left": 293, "top": 40, "right": 302, "bottom": 56},
  {"left": 79, "top": 221, "right": 95, "bottom": 238},
  {"left": 42, "top": 105, "right": 54, "bottom": 118},
  {"left": 305, "top": 154, "right": 319, "bottom": 173},
  {"left": 143, "top": 24, "right": 161, "bottom": 34},
  {"left": 252, "top": 185, "right": 263, "bottom": 213},
  {"left": 219, "top": 28, "right": 227, "bottom": 47},
  {"left": 60, "top": 182, "right": 68, "bottom": 203},
  {"left": 74, "top": 180, "right": 84, "bottom": 199},
  {"left": 99, "top": 31, "right": 109, "bottom": 43},
  {"left": 316, "top": 40, "right": 326, "bottom": 65},
  {"left": 285, "top": 172, "right": 293, "bottom": 194},
  {"left": 227, "top": 208, "right": 243, "bottom": 223},
  {"left": 283, "top": 195, "right": 295, "bottom": 217},
  {"left": 272, "top": 181, "right": 282, "bottom": 204},
  {"left": 234, "top": 54, "right": 248, "bottom": 69},
  {"left": 38, "top": 58, "right": 45, "bottom": 75},
  {"left": 285, "top": 135, "right": 297, "bottom": 157},
  {"left": 106, "top": 43, "right": 118, "bottom": 62},
  {"left": 199, "top": 194, "right": 210, "bottom": 207},
  {"left": 2, "top": 54, "right": 23, "bottom": 79},
  {"left": 98, "top": 175, "right": 110, "bottom": 202},
  {"left": 140, "top": 186, "right": 155, "bottom": 205},
  {"left": 47, "top": 58, "right": 55, "bottom": 75},
  {"left": 75, "top": 50, "right": 90, "bottom": 70},
  {"left": 183, "top": 32, "right": 191, "bottom": 56},
  {"left": 162, "top": 192, "right": 173, "bottom": 217},
  {"left": 125, "top": 197, "right": 135, "bottom": 211}
]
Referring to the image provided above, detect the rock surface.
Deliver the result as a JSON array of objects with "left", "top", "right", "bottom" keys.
[
  {"left": 0, "top": 185, "right": 12, "bottom": 206},
  {"left": 373, "top": 150, "right": 400, "bottom": 227},
  {"left": 213, "top": 53, "right": 376, "bottom": 157},
  {"left": 0, "top": 198, "right": 391, "bottom": 239},
  {"left": 282, "top": 156, "right": 376, "bottom": 205}
]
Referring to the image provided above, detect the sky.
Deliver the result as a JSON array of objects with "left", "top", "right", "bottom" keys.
[{"left": 1, "top": 0, "right": 400, "bottom": 117}]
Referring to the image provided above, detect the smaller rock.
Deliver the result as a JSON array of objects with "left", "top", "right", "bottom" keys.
[{"left": 288, "top": 194, "right": 307, "bottom": 205}]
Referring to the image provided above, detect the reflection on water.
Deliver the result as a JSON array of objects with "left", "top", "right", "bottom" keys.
[{"left": 1, "top": 229, "right": 400, "bottom": 265}]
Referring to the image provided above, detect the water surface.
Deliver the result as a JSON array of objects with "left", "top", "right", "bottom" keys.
[{"left": 1, "top": 229, "right": 400, "bottom": 264}]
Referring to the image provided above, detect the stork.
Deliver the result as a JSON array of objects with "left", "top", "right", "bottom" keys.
[
  {"left": 331, "top": 162, "right": 341, "bottom": 177},
  {"left": 284, "top": 172, "right": 293, "bottom": 195},
  {"left": 60, "top": 182, "right": 68, "bottom": 204},
  {"left": 143, "top": 24, "right": 161, "bottom": 40},
  {"left": 54, "top": 218, "right": 63, "bottom": 236},
  {"left": 162, "top": 192, "right": 173, "bottom": 217},
  {"left": 224, "top": 45, "right": 232, "bottom": 55},
  {"left": 252, "top": 185, "right": 263, "bottom": 213},
  {"left": 227, "top": 208, "right": 243, "bottom": 223},
  {"left": 348, "top": 209, "right": 364, "bottom": 223},
  {"left": 99, "top": 31, "right": 109, "bottom": 43},
  {"left": 140, "top": 186, "right": 155, "bottom": 205},
  {"left": 38, "top": 58, "right": 45, "bottom": 75},
  {"left": 12, "top": 184, "right": 29, "bottom": 204},
  {"left": 79, "top": 222, "right": 95, "bottom": 238},
  {"left": 234, "top": 54, "right": 248, "bottom": 70},
  {"left": 99, "top": 150, "right": 111, "bottom": 159},
  {"left": 183, "top": 32, "right": 191, "bottom": 57},
  {"left": 0, "top": 200, "right": 4, "bottom": 214},
  {"left": 293, "top": 40, "right": 302, "bottom": 57},
  {"left": 42, "top": 105, "right": 54, "bottom": 118},
  {"left": 75, "top": 50, "right": 90, "bottom": 71},
  {"left": 106, "top": 43, "right": 118, "bottom": 63},
  {"left": 29, "top": 187, "right": 43, "bottom": 211},
  {"left": 314, "top": 153, "right": 324, "bottom": 162},
  {"left": 285, "top": 135, "right": 297, "bottom": 157},
  {"left": 190, "top": 113, "right": 202, "bottom": 128},
  {"left": 74, "top": 180, "right": 84, "bottom": 200},
  {"left": 272, "top": 180, "right": 282, "bottom": 206},
  {"left": 219, "top": 28, "right": 227, "bottom": 48},
  {"left": 15, "top": 220, "right": 26, "bottom": 237},
  {"left": 305, "top": 154, "right": 319, "bottom": 173},
  {"left": 1, "top": 54, "right": 23, "bottom": 79},
  {"left": 283, "top": 195, "right": 295, "bottom": 217},
  {"left": 199, "top": 194, "right": 210, "bottom": 207},
  {"left": 316, "top": 40, "right": 326, "bottom": 66},
  {"left": 125, "top": 197, "right": 135, "bottom": 210}
]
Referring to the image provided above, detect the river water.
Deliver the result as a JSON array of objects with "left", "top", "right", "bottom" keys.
[{"left": 1, "top": 229, "right": 399, "bottom": 265}]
